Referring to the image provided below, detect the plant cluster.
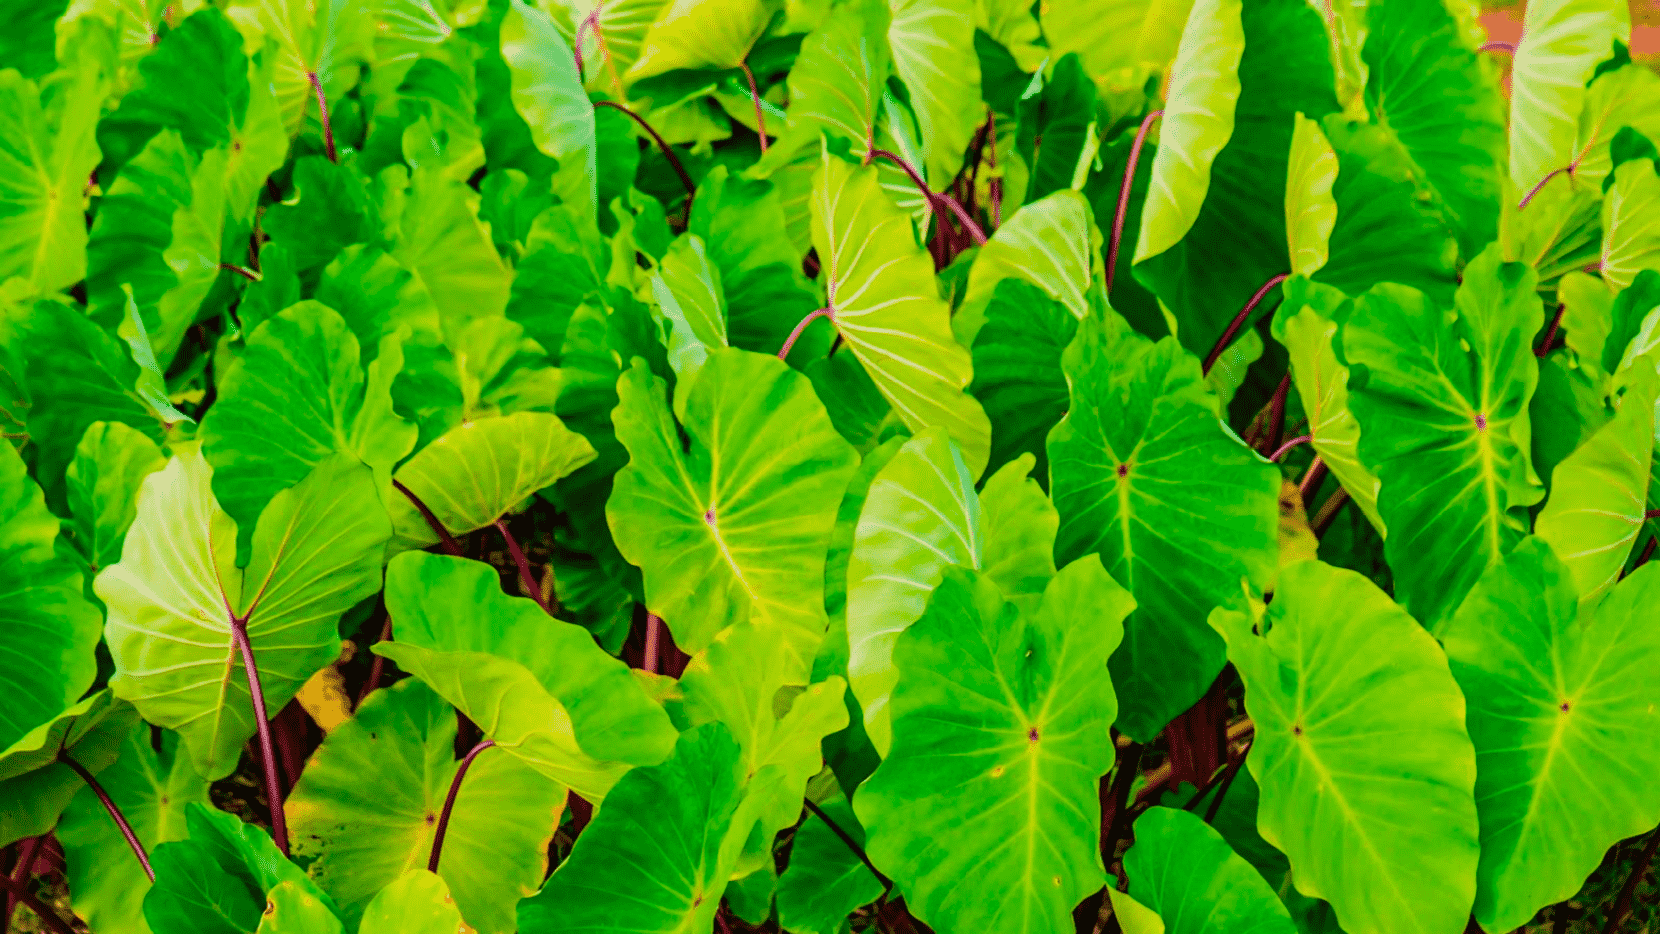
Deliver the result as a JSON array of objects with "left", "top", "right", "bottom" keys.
[{"left": 2, "top": 0, "right": 1660, "bottom": 933}]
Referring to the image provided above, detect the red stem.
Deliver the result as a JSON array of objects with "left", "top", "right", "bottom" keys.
[
  {"left": 230, "top": 617, "right": 288, "bottom": 854},
  {"left": 1311, "top": 487, "right": 1351, "bottom": 537},
  {"left": 1107, "top": 110, "right": 1164, "bottom": 292},
  {"left": 3, "top": 836, "right": 43, "bottom": 930},
  {"left": 938, "top": 192, "right": 988, "bottom": 245},
  {"left": 1518, "top": 166, "right": 1568, "bottom": 210},
  {"left": 778, "top": 307, "right": 833, "bottom": 361},
  {"left": 1263, "top": 373, "right": 1292, "bottom": 454},
  {"left": 802, "top": 798, "right": 890, "bottom": 892},
  {"left": 495, "top": 519, "right": 553, "bottom": 615},
  {"left": 1102, "top": 741, "right": 1145, "bottom": 885},
  {"left": 307, "top": 72, "right": 336, "bottom": 163},
  {"left": 987, "top": 110, "right": 1002, "bottom": 228},
  {"left": 59, "top": 752, "right": 153, "bottom": 881},
  {"left": 393, "top": 480, "right": 463, "bottom": 557},
  {"left": 1203, "top": 273, "right": 1289, "bottom": 375},
  {"left": 1201, "top": 741, "right": 1252, "bottom": 824},
  {"left": 1298, "top": 456, "right": 1329, "bottom": 506},
  {"left": 596, "top": 100, "right": 696, "bottom": 203},
  {"left": 429, "top": 740, "right": 496, "bottom": 873},
  {"left": 1479, "top": 40, "right": 1517, "bottom": 54},
  {"left": 357, "top": 613, "right": 393, "bottom": 707},
  {"left": 1270, "top": 435, "right": 1313, "bottom": 462},
  {"left": 740, "top": 62, "right": 768, "bottom": 153},
  {"left": 0, "top": 874, "right": 75, "bottom": 934},
  {"left": 219, "top": 263, "right": 261, "bottom": 282},
  {"left": 644, "top": 612, "right": 661, "bottom": 674},
  {"left": 1635, "top": 536, "right": 1658, "bottom": 572},
  {"left": 1605, "top": 826, "right": 1660, "bottom": 934},
  {"left": 1536, "top": 303, "right": 1566, "bottom": 357}
]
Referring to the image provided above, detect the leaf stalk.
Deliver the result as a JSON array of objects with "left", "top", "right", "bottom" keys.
[
  {"left": 230, "top": 616, "right": 289, "bottom": 854},
  {"left": 59, "top": 752, "right": 153, "bottom": 882},
  {"left": 429, "top": 739, "right": 497, "bottom": 873},
  {"left": 1106, "top": 110, "right": 1163, "bottom": 292}
]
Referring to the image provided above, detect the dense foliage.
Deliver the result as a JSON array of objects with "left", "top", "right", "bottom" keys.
[{"left": 2, "top": 0, "right": 1660, "bottom": 932}]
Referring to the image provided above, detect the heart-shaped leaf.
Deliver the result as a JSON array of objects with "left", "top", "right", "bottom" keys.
[{"left": 1115, "top": 807, "right": 1297, "bottom": 934}]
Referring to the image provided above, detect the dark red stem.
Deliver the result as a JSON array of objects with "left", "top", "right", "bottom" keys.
[
  {"left": 1201, "top": 741, "right": 1252, "bottom": 824},
  {"left": 596, "top": 100, "right": 695, "bottom": 203},
  {"left": 1203, "top": 273, "right": 1289, "bottom": 375},
  {"left": 1270, "top": 435, "right": 1313, "bottom": 462},
  {"left": 357, "top": 613, "right": 393, "bottom": 707},
  {"left": 1537, "top": 303, "right": 1566, "bottom": 357},
  {"left": 1263, "top": 373, "right": 1292, "bottom": 454},
  {"left": 1107, "top": 110, "right": 1164, "bottom": 292},
  {"left": 1311, "top": 487, "right": 1351, "bottom": 537},
  {"left": 429, "top": 739, "right": 496, "bottom": 873},
  {"left": 219, "top": 263, "right": 261, "bottom": 282},
  {"left": 1102, "top": 741, "right": 1145, "bottom": 885},
  {"left": 938, "top": 193, "right": 988, "bottom": 245},
  {"left": 495, "top": 519, "right": 553, "bottom": 615},
  {"left": 740, "top": 62, "right": 768, "bottom": 154},
  {"left": 644, "top": 612, "right": 662, "bottom": 674},
  {"left": 0, "top": 874, "right": 75, "bottom": 934},
  {"left": 778, "top": 307, "right": 833, "bottom": 361},
  {"left": 1298, "top": 456, "right": 1329, "bottom": 506},
  {"left": 1479, "top": 40, "right": 1517, "bottom": 54},
  {"left": 307, "top": 72, "right": 336, "bottom": 163},
  {"left": 1605, "top": 826, "right": 1660, "bottom": 934},
  {"left": 230, "top": 617, "right": 288, "bottom": 854},
  {"left": 393, "top": 480, "right": 463, "bottom": 556},
  {"left": 1635, "top": 536, "right": 1658, "bottom": 571},
  {"left": 1519, "top": 166, "right": 1569, "bottom": 210},
  {"left": 59, "top": 752, "right": 153, "bottom": 881},
  {"left": 802, "top": 798, "right": 890, "bottom": 892},
  {"left": 2, "top": 836, "right": 43, "bottom": 930}
]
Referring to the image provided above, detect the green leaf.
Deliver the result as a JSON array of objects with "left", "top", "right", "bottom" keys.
[
  {"left": 609, "top": 349, "right": 857, "bottom": 676},
  {"left": 969, "top": 279, "right": 1079, "bottom": 482},
  {"left": 0, "top": 691, "right": 139, "bottom": 847},
  {"left": 1343, "top": 247, "right": 1544, "bottom": 628},
  {"left": 144, "top": 803, "right": 337, "bottom": 934},
  {"left": 1534, "top": 369, "right": 1656, "bottom": 605},
  {"left": 855, "top": 556, "right": 1132, "bottom": 934},
  {"left": 648, "top": 234, "right": 728, "bottom": 379},
  {"left": 954, "top": 188, "right": 1099, "bottom": 348},
  {"left": 1284, "top": 113, "right": 1337, "bottom": 278},
  {"left": 58, "top": 729, "right": 210, "bottom": 934},
  {"left": 1049, "top": 302, "right": 1279, "bottom": 741},
  {"left": 256, "top": 880, "right": 348, "bottom": 934},
  {"left": 809, "top": 151, "right": 991, "bottom": 476},
  {"left": 1271, "top": 276, "right": 1383, "bottom": 533},
  {"left": 1509, "top": 0, "right": 1630, "bottom": 196},
  {"left": 392, "top": 161, "right": 514, "bottom": 345},
  {"left": 500, "top": 0, "right": 594, "bottom": 212},
  {"left": 847, "top": 431, "right": 1057, "bottom": 755},
  {"left": 387, "top": 410, "right": 596, "bottom": 552},
  {"left": 1212, "top": 560, "right": 1479, "bottom": 934},
  {"left": 289, "top": 677, "right": 562, "bottom": 934},
  {"left": 1441, "top": 539, "right": 1660, "bottom": 931},
  {"left": 358, "top": 871, "right": 470, "bottom": 934},
  {"left": 377, "top": 551, "right": 677, "bottom": 799},
  {"left": 1599, "top": 157, "right": 1660, "bottom": 291},
  {"left": 1360, "top": 0, "right": 1506, "bottom": 260},
  {"left": 1106, "top": 890, "right": 1165, "bottom": 934},
  {"left": 975, "top": 0, "right": 1043, "bottom": 72},
  {"left": 262, "top": 155, "right": 377, "bottom": 276},
  {"left": 1119, "top": 807, "right": 1296, "bottom": 934},
  {"left": 224, "top": 0, "right": 369, "bottom": 136},
  {"left": 886, "top": 0, "right": 980, "bottom": 187},
  {"left": 63, "top": 421, "right": 168, "bottom": 587},
  {"left": 516, "top": 723, "right": 778, "bottom": 934},
  {"left": 779, "top": 0, "right": 888, "bottom": 159},
  {"left": 1037, "top": 0, "right": 1195, "bottom": 117},
  {"left": 1572, "top": 63, "right": 1660, "bottom": 188},
  {"left": 0, "top": 61, "right": 104, "bottom": 296},
  {"left": 775, "top": 792, "right": 884, "bottom": 934},
  {"left": 98, "top": 450, "right": 391, "bottom": 779},
  {"left": 505, "top": 206, "right": 606, "bottom": 361},
  {"left": 201, "top": 302, "right": 415, "bottom": 550},
  {"left": 1015, "top": 54, "right": 1096, "bottom": 203},
  {"left": 624, "top": 0, "right": 776, "bottom": 82}
]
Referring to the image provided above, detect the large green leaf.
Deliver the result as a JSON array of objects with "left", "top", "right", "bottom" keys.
[
  {"left": 1441, "top": 539, "right": 1660, "bottom": 931},
  {"left": 358, "top": 871, "right": 470, "bottom": 934},
  {"left": 1212, "top": 560, "right": 1480, "bottom": 934},
  {"left": 98, "top": 450, "right": 391, "bottom": 779},
  {"left": 1571, "top": 63, "right": 1660, "bottom": 188},
  {"left": 1048, "top": 302, "right": 1279, "bottom": 742},
  {"left": 392, "top": 160, "right": 514, "bottom": 345},
  {"left": 1115, "top": 807, "right": 1296, "bottom": 934},
  {"left": 516, "top": 723, "right": 779, "bottom": 934},
  {"left": 624, "top": 0, "right": 775, "bottom": 82},
  {"left": 0, "top": 691, "right": 139, "bottom": 847},
  {"left": 1599, "top": 157, "right": 1660, "bottom": 291},
  {"left": 1508, "top": 0, "right": 1629, "bottom": 196},
  {"left": 1343, "top": 247, "right": 1543, "bottom": 628},
  {"left": 0, "top": 441, "right": 103, "bottom": 752},
  {"left": 855, "top": 557, "right": 1131, "bottom": 934},
  {"left": 58, "top": 729, "right": 210, "bottom": 934},
  {"left": 62, "top": 421, "right": 169, "bottom": 584},
  {"left": 386, "top": 410, "right": 596, "bottom": 552},
  {"left": 201, "top": 302, "right": 415, "bottom": 547},
  {"left": 953, "top": 188, "right": 1099, "bottom": 348},
  {"left": 809, "top": 151, "right": 991, "bottom": 475},
  {"left": 887, "top": 0, "right": 980, "bottom": 187},
  {"left": 377, "top": 552, "right": 677, "bottom": 798},
  {"left": 779, "top": 0, "right": 888, "bottom": 159},
  {"left": 224, "top": 0, "right": 369, "bottom": 135},
  {"left": 1284, "top": 113, "right": 1337, "bottom": 278},
  {"left": 609, "top": 348, "right": 857, "bottom": 676},
  {"left": 647, "top": 234, "right": 728, "bottom": 379},
  {"left": 289, "top": 677, "right": 562, "bottom": 934},
  {"left": 968, "top": 279, "right": 1079, "bottom": 482},
  {"left": 1038, "top": 0, "right": 1194, "bottom": 116},
  {"left": 0, "top": 60, "right": 104, "bottom": 296},
  {"left": 1360, "top": 0, "right": 1505, "bottom": 260},
  {"left": 847, "top": 431, "right": 1057, "bottom": 755},
  {"left": 500, "top": 0, "right": 594, "bottom": 212},
  {"left": 775, "top": 791, "right": 884, "bottom": 934}
]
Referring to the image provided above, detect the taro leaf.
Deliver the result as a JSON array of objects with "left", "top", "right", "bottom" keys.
[
  {"left": 954, "top": 188, "right": 1099, "bottom": 348},
  {"left": 1343, "top": 248, "right": 1543, "bottom": 629},
  {"left": 288, "top": 678, "right": 562, "bottom": 933},
  {"left": 886, "top": 0, "right": 980, "bottom": 187},
  {"left": 1572, "top": 64, "right": 1660, "bottom": 188},
  {"left": 1509, "top": 0, "right": 1630, "bottom": 197},
  {"left": 624, "top": 0, "right": 775, "bottom": 82},
  {"left": 262, "top": 155, "right": 377, "bottom": 276},
  {"left": 376, "top": 552, "right": 677, "bottom": 799},
  {"left": 201, "top": 302, "right": 416, "bottom": 549},
  {"left": 775, "top": 791, "right": 884, "bottom": 934},
  {"left": 62, "top": 421, "right": 169, "bottom": 585},
  {"left": 505, "top": 204, "right": 607, "bottom": 361},
  {"left": 367, "top": 0, "right": 487, "bottom": 74},
  {"left": 1212, "top": 560, "right": 1480, "bottom": 934},
  {"left": 608, "top": 349, "right": 857, "bottom": 676},
  {"left": 556, "top": 0, "right": 666, "bottom": 96},
  {"left": 1037, "top": 0, "right": 1194, "bottom": 112},
  {"left": 780, "top": 0, "right": 889, "bottom": 160},
  {"left": 648, "top": 234, "right": 728, "bottom": 379},
  {"left": 1499, "top": 172, "right": 1603, "bottom": 300},
  {"left": 1360, "top": 0, "right": 1506, "bottom": 260},
  {"left": 0, "top": 691, "right": 138, "bottom": 847},
  {"left": 256, "top": 881, "right": 347, "bottom": 933},
  {"left": 1134, "top": 0, "right": 1337, "bottom": 358},
  {"left": 1534, "top": 369, "right": 1656, "bottom": 605},
  {"left": 386, "top": 411, "right": 596, "bottom": 553},
  {"left": 855, "top": 556, "right": 1131, "bottom": 934},
  {"left": 968, "top": 279, "right": 1079, "bottom": 482},
  {"left": 0, "top": 0, "right": 68, "bottom": 80},
  {"left": 144, "top": 802, "right": 337, "bottom": 934},
  {"left": 846, "top": 432, "right": 1057, "bottom": 755},
  {"left": 1441, "top": 539, "right": 1660, "bottom": 932},
  {"left": 393, "top": 160, "right": 514, "bottom": 345},
  {"left": 1016, "top": 53, "right": 1096, "bottom": 204},
  {"left": 0, "top": 441, "right": 103, "bottom": 753},
  {"left": 58, "top": 729, "right": 210, "bottom": 934},
  {"left": 1117, "top": 807, "right": 1296, "bottom": 934},
  {"left": 358, "top": 871, "right": 470, "bottom": 934},
  {"left": 678, "top": 619, "right": 847, "bottom": 874},
  {"left": 1599, "top": 157, "right": 1660, "bottom": 291},
  {"left": 223, "top": 0, "right": 370, "bottom": 135},
  {"left": 500, "top": 0, "right": 594, "bottom": 213},
  {"left": 1048, "top": 302, "right": 1278, "bottom": 742},
  {"left": 1270, "top": 277, "right": 1383, "bottom": 533},
  {"left": 97, "top": 450, "right": 390, "bottom": 780},
  {"left": 809, "top": 151, "right": 991, "bottom": 476},
  {"left": 516, "top": 723, "right": 780, "bottom": 934},
  {"left": 1284, "top": 113, "right": 1337, "bottom": 279},
  {"left": 0, "top": 61, "right": 104, "bottom": 296},
  {"left": 1106, "top": 890, "right": 1166, "bottom": 934}
]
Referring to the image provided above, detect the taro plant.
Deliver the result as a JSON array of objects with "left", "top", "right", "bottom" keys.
[{"left": 3, "top": 0, "right": 1660, "bottom": 933}]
